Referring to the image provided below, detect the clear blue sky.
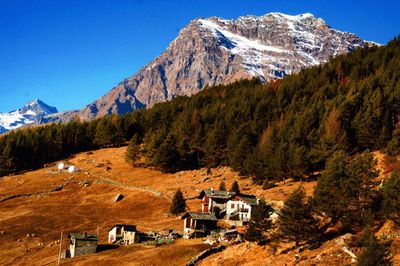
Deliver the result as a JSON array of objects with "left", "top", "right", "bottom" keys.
[{"left": 0, "top": 0, "right": 399, "bottom": 113}]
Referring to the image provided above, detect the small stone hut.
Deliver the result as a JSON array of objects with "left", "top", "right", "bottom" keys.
[{"left": 68, "top": 233, "right": 98, "bottom": 258}]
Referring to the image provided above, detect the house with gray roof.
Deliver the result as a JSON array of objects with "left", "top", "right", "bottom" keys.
[
  {"left": 181, "top": 212, "right": 218, "bottom": 239},
  {"left": 198, "top": 188, "right": 236, "bottom": 215},
  {"left": 68, "top": 233, "right": 98, "bottom": 258}
]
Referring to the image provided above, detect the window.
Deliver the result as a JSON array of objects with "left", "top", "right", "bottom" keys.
[{"left": 231, "top": 204, "right": 234, "bottom": 208}]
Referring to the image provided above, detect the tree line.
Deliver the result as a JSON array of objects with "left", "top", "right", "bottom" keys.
[{"left": 1, "top": 36, "right": 400, "bottom": 184}]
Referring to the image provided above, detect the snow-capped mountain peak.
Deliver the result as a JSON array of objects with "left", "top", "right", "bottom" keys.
[
  {"left": 20, "top": 99, "right": 58, "bottom": 116},
  {"left": 0, "top": 99, "right": 59, "bottom": 134},
  {"left": 75, "top": 12, "right": 377, "bottom": 120}
]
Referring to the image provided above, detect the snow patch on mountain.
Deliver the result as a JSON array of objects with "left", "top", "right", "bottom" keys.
[
  {"left": 198, "top": 18, "right": 293, "bottom": 79},
  {"left": 199, "top": 19, "right": 290, "bottom": 54}
]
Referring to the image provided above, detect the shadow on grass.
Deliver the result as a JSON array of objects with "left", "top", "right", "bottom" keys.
[{"left": 97, "top": 244, "right": 119, "bottom": 253}]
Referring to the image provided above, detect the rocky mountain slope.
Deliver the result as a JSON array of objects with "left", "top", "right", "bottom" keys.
[
  {"left": 78, "top": 12, "right": 375, "bottom": 120},
  {"left": 0, "top": 99, "right": 59, "bottom": 133}
]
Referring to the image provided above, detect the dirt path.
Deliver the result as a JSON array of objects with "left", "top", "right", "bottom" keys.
[
  {"left": 0, "top": 183, "right": 65, "bottom": 203},
  {"left": 0, "top": 173, "right": 169, "bottom": 204},
  {"left": 92, "top": 175, "right": 170, "bottom": 200}
]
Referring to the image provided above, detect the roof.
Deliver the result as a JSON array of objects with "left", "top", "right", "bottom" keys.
[
  {"left": 108, "top": 224, "right": 137, "bottom": 232},
  {"left": 222, "top": 229, "right": 238, "bottom": 235},
  {"left": 233, "top": 194, "right": 258, "bottom": 206},
  {"left": 181, "top": 212, "right": 217, "bottom": 221},
  {"left": 68, "top": 233, "right": 98, "bottom": 241},
  {"left": 198, "top": 189, "right": 236, "bottom": 200}
]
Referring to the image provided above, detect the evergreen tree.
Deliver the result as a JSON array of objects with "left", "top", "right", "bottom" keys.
[
  {"left": 94, "top": 118, "right": 123, "bottom": 148},
  {"left": 230, "top": 181, "right": 240, "bottom": 194},
  {"left": 357, "top": 228, "right": 392, "bottom": 266},
  {"left": 203, "top": 121, "right": 228, "bottom": 167},
  {"left": 244, "top": 199, "right": 273, "bottom": 243},
  {"left": 347, "top": 151, "right": 379, "bottom": 224},
  {"left": 313, "top": 151, "right": 349, "bottom": 223},
  {"left": 170, "top": 189, "right": 186, "bottom": 214},
  {"left": 153, "top": 133, "right": 181, "bottom": 173},
  {"left": 381, "top": 171, "right": 400, "bottom": 224},
  {"left": 279, "top": 187, "right": 320, "bottom": 247},
  {"left": 229, "top": 134, "right": 253, "bottom": 172},
  {"left": 313, "top": 151, "right": 378, "bottom": 230},
  {"left": 219, "top": 181, "right": 226, "bottom": 191},
  {"left": 125, "top": 136, "right": 141, "bottom": 167}
]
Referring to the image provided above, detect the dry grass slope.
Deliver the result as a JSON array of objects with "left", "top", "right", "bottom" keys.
[{"left": 0, "top": 147, "right": 399, "bottom": 265}]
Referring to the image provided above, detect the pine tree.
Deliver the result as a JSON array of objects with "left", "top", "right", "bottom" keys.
[
  {"left": 244, "top": 199, "right": 273, "bottom": 243},
  {"left": 313, "top": 151, "right": 378, "bottom": 230},
  {"left": 170, "top": 189, "right": 186, "bottom": 214},
  {"left": 219, "top": 181, "right": 226, "bottom": 191},
  {"left": 230, "top": 181, "right": 240, "bottom": 194},
  {"left": 313, "top": 151, "right": 349, "bottom": 223},
  {"left": 229, "top": 134, "right": 252, "bottom": 172},
  {"left": 153, "top": 133, "right": 181, "bottom": 173},
  {"left": 357, "top": 228, "right": 392, "bottom": 266},
  {"left": 381, "top": 171, "right": 400, "bottom": 224},
  {"left": 279, "top": 187, "right": 320, "bottom": 247},
  {"left": 93, "top": 116, "right": 124, "bottom": 148},
  {"left": 125, "top": 136, "right": 141, "bottom": 167},
  {"left": 203, "top": 121, "right": 228, "bottom": 167}
]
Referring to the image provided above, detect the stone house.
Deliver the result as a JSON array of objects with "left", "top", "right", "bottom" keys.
[
  {"left": 68, "top": 233, "right": 98, "bottom": 258},
  {"left": 181, "top": 212, "right": 218, "bottom": 239}
]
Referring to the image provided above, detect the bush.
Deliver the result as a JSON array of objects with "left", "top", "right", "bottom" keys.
[{"left": 262, "top": 180, "right": 276, "bottom": 190}]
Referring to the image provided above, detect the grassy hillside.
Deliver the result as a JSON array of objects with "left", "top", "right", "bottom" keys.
[{"left": 1, "top": 147, "right": 399, "bottom": 265}]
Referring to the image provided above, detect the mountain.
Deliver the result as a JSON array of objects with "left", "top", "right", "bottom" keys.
[
  {"left": 0, "top": 99, "right": 59, "bottom": 133},
  {"left": 78, "top": 12, "right": 375, "bottom": 120}
]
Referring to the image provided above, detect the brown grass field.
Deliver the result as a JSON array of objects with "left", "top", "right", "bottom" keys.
[{"left": 0, "top": 147, "right": 399, "bottom": 265}]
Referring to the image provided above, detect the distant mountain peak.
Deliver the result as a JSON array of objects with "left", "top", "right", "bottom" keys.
[
  {"left": 0, "top": 99, "right": 59, "bottom": 134},
  {"left": 20, "top": 99, "right": 58, "bottom": 116}
]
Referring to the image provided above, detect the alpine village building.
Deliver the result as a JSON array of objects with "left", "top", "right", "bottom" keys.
[
  {"left": 182, "top": 188, "right": 259, "bottom": 238},
  {"left": 68, "top": 233, "right": 98, "bottom": 258},
  {"left": 108, "top": 224, "right": 141, "bottom": 245}
]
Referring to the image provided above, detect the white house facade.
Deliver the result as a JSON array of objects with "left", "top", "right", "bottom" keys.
[
  {"left": 199, "top": 188, "right": 236, "bottom": 214},
  {"left": 108, "top": 224, "right": 137, "bottom": 245},
  {"left": 226, "top": 195, "right": 258, "bottom": 226}
]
